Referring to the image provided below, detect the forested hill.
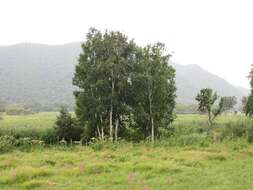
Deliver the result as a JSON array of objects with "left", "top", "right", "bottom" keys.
[{"left": 0, "top": 43, "right": 249, "bottom": 110}]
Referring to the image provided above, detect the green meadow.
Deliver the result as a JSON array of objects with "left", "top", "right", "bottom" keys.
[
  {"left": 1, "top": 141, "right": 253, "bottom": 190},
  {"left": 0, "top": 113, "right": 253, "bottom": 189}
]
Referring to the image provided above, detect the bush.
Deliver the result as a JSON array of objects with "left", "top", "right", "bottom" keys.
[
  {"left": 0, "top": 135, "right": 46, "bottom": 153},
  {"left": 54, "top": 107, "right": 83, "bottom": 142},
  {"left": 0, "top": 135, "right": 17, "bottom": 152}
]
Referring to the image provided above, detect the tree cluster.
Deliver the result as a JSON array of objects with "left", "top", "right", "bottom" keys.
[{"left": 72, "top": 28, "right": 176, "bottom": 142}]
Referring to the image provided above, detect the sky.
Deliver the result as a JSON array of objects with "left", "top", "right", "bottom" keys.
[{"left": 0, "top": 0, "right": 252, "bottom": 88}]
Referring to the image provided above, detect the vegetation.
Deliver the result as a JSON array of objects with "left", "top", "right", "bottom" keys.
[
  {"left": 1, "top": 140, "right": 253, "bottom": 190},
  {"left": 73, "top": 28, "right": 176, "bottom": 142},
  {"left": 244, "top": 65, "right": 253, "bottom": 116},
  {"left": 0, "top": 113, "right": 253, "bottom": 145},
  {"left": 195, "top": 88, "right": 225, "bottom": 126},
  {"left": 54, "top": 107, "right": 82, "bottom": 142},
  {"left": 0, "top": 28, "right": 253, "bottom": 189}
]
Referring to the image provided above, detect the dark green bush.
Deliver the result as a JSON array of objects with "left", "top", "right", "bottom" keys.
[{"left": 54, "top": 107, "right": 83, "bottom": 142}]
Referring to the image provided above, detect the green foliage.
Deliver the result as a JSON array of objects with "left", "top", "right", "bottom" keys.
[
  {"left": 244, "top": 65, "right": 253, "bottom": 116},
  {"left": 244, "top": 95, "right": 253, "bottom": 116},
  {"left": 73, "top": 28, "right": 176, "bottom": 142},
  {"left": 0, "top": 135, "right": 45, "bottom": 153},
  {"left": 195, "top": 88, "right": 224, "bottom": 125},
  {"left": 130, "top": 43, "right": 176, "bottom": 141},
  {"left": 0, "top": 135, "right": 17, "bottom": 152},
  {"left": 54, "top": 107, "right": 83, "bottom": 142}
]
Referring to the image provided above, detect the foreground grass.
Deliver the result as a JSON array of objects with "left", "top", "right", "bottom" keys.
[{"left": 1, "top": 142, "right": 253, "bottom": 190}]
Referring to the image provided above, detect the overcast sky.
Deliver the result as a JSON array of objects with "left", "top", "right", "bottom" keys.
[{"left": 0, "top": 0, "right": 252, "bottom": 88}]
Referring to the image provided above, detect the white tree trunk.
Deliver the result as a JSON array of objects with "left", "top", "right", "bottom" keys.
[
  {"left": 100, "top": 115, "right": 104, "bottom": 140},
  {"left": 148, "top": 90, "right": 154, "bottom": 142},
  {"left": 115, "top": 118, "right": 119, "bottom": 142},
  {"left": 109, "top": 71, "right": 114, "bottom": 142}
]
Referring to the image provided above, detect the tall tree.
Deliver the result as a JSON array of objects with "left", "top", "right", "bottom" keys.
[
  {"left": 130, "top": 43, "right": 176, "bottom": 141},
  {"left": 195, "top": 88, "right": 224, "bottom": 126},
  {"left": 73, "top": 28, "right": 136, "bottom": 141}
]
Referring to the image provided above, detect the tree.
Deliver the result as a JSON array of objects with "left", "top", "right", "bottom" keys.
[
  {"left": 222, "top": 96, "right": 237, "bottom": 112},
  {"left": 73, "top": 28, "right": 136, "bottom": 141},
  {"left": 73, "top": 28, "right": 177, "bottom": 142},
  {"left": 244, "top": 65, "right": 253, "bottom": 116},
  {"left": 242, "top": 96, "right": 248, "bottom": 113},
  {"left": 195, "top": 88, "right": 224, "bottom": 126},
  {"left": 54, "top": 107, "right": 82, "bottom": 142},
  {"left": 130, "top": 43, "right": 176, "bottom": 141}
]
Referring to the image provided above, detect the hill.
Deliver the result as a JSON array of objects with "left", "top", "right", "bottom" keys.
[
  {"left": 0, "top": 43, "right": 249, "bottom": 110},
  {"left": 173, "top": 63, "right": 249, "bottom": 104}
]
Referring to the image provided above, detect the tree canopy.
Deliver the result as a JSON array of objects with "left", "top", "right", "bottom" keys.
[
  {"left": 195, "top": 88, "right": 224, "bottom": 126},
  {"left": 73, "top": 28, "right": 176, "bottom": 141}
]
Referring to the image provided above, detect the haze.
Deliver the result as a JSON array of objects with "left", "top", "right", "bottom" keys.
[{"left": 1, "top": 0, "right": 252, "bottom": 88}]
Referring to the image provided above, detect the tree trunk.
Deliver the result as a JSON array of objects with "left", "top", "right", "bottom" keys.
[
  {"left": 100, "top": 115, "right": 104, "bottom": 140},
  {"left": 151, "top": 115, "right": 154, "bottom": 142},
  {"left": 109, "top": 71, "right": 114, "bottom": 142},
  {"left": 97, "top": 126, "right": 101, "bottom": 139},
  {"left": 208, "top": 111, "right": 212, "bottom": 127},
  {"left": 148, "top": 90, "right": 154, "bottom": 142},
  {"left": 115, "top": 118, "right": 119, "bottom": 142}
]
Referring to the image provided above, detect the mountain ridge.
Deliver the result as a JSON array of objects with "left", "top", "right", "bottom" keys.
[{"left": 0, "top": 43, "right": 249, "bottom": 109}]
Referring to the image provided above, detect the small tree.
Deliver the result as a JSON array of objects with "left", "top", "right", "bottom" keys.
[
  {"left": 195, "top": 88, "right": 224, "bottom": 126},
  {"left": 54, "top": 107, "right": 82, "bottom": 142}
]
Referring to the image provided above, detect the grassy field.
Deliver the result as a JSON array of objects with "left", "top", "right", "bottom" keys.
[
  {"left": 1, "top": 142, "right": 253, "bottom": 190},
  {"left": 0, "top": 112, "right": 57, "bottom": 130},
  {"left": 0, "top": 112, "right": 248, "bottom": 131},
  {"left": 0, "top": 113, "right": 253, "bottom": 189}
]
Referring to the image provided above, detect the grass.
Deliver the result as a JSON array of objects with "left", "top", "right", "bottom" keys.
[
  {"left": 0, "top": 112, "right": 57, "bottom": 130},
  {"left": 1, "top": 142, "right": 253, "bottom": 189},
  {"left": 0, "top": 112, "right": 249, "bottom": 135},
  {"left": 0, "top": 113, "right": 253, "bottom": 189}
]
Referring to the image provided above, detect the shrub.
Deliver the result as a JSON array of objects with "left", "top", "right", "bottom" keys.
[
  {"left": 54, "top": 107, "right": 83, "bottom": 142},
  {"left": 0, "top": 135, "right": 17, "bottom": 152}
]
